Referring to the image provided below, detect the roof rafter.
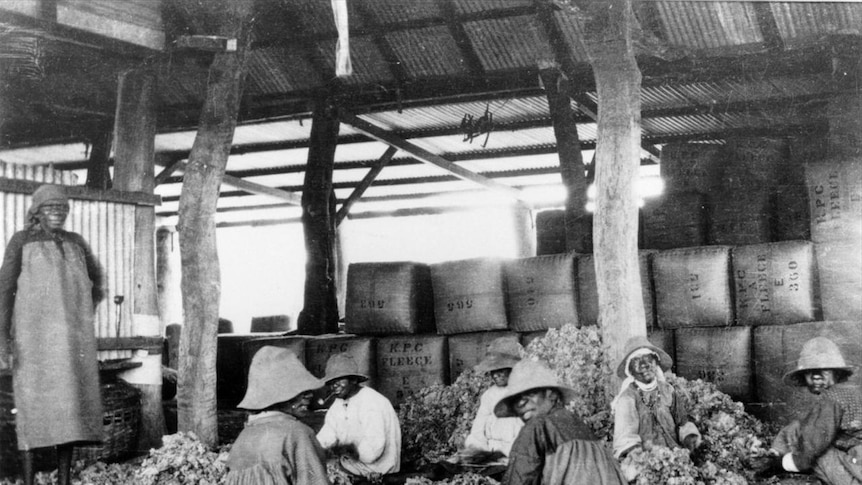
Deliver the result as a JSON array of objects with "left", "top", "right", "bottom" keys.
[{"left": 438, "top": 0, "right": 486, "bottom": 77}]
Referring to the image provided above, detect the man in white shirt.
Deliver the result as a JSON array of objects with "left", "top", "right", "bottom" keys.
[{"left": 316, "top": 353, "right": 401, "bottom": 480}]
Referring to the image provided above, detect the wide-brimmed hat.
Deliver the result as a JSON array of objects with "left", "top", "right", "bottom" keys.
[
  {"left": 238, "top": 346, "right": 323, "bottom": 410},
  {"left": 783, "top": 337, "right": 854, "bottom": 386},
  {"left": 616, "top": 335, "right": 673, "bottom": 378},
  {"left": 474, "top": 337, "right": 522, "bottom": 373},
  {"left": 28, "top": 184, "right": 69, "bottom": 219},
  {"left": 322, "top": 353, "right": 369, "bottom": 384},
  {"left": 493, "top": 359, "right": 577, "bottom": 418}
]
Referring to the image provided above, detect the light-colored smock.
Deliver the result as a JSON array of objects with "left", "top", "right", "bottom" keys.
[
  {"left": 317, "top": 386, "right": 401, "bottom": 475},
  {"left": 613, "top": 380, "right": 700, "bottom": 459},
  {"left": 0, "top": 226, "right": 104, "bottom": 450},
  {"left": 226, "top": 411, "right": 330, "bottom": 485},
  {"left": 465, "top": 385, "right": 524, "bottom": 456}
]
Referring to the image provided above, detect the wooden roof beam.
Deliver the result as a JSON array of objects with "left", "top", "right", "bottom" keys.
[
  {"left": 339, "top": 110, "right": 531, "bottom": 207},
  {"left": 753, "top": 2, "right": 785, "bottom": 52},
  {"left": 439, "top": 0, "right": 486, "bottom": 77},
  {"left": 352, "top": 3, "right": 409, "bottom": 88},
  {"left": 160, "top": 165, "right": 559, "bottom": 204},
  {"left": 169, "top": 161, "right": 302, "bottom": 205},
  {"left": 336, "top": 146, "right": 398, "bottom": 225}
]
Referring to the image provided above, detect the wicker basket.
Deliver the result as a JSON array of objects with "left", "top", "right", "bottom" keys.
[
  {"left": 0, "top": 376, "right": 142, "bottom": 472},
  {"left": 73, "top": 378, "right": 141, "bottom": 464}
]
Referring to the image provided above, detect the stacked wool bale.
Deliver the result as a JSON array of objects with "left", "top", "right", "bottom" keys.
[
  {"left": 656, "top": 140, "right": 807, "bottom": 246},
  {"left": 653, "top": 239, "right": 828, "bottom": 424},
  {"left": 651, "top": 246, "right": 755, "bottom": 401},
  {"left": 535, "top": 210, "right": 592, "bottom": 255},
  {"left": 644, "top": 143, "right": 717, "bottom": 250},
  {"left": 344, "top": 261, "right": 444, "bottom": 407},
  {"left": 805, "top": 96, "right": 862, "bottom": 321},
  {"left": 707, "top": 137, "right": 785, "bottom": 245}
]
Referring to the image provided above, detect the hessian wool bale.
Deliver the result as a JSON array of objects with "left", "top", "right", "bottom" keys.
[
  {"left": 431, "top": 258, "right": 508, "bottom": 335},
  {"left": 675, "top": 326, "right": 753, "bottom": 402},
  {"left": 653, "top": 246, "right": 734, "bottom": 328},
  {"left": 504, "top": 252, "right": 578, "bottom": 332},
  {"left": 732, "top": 241, "right": 817, "bottom": 326},
  {"left": 376, "top": 335, "right": 448, "bottom": 407},
  {"left": 641, "top": 191, "right": 708, "bottom": 250},
  {"left": 345, "top": 262, "right": 435, "bottom": 335}
]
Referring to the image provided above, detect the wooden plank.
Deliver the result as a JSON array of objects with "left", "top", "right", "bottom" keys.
[
  {"left": 221, "top": 172, "right": 302, "bottom": 205},
  {"left": 155, "top": 157, "right": 185, "bottom": 185},
  {"left": 0, "top": 177, "right": 161, "bottom": 206},
  {"left": 97, "top": 336, "right": 164, "bottom": 353},
  {"left": 339, "top": 111, "right": 531, "bottom": 207},
  {"left": 336, "top": 146, "right": 397, "bottom": 225}
]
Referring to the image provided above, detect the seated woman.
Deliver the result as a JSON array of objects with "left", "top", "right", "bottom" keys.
[
  {"left": 612, "top": 336, "right": 701, "bottom": 465},
  {"left": 755, "top": 337, "right": 862, "bottom": 485},
  {"left": 225, "top": 346, "right": 330, "bottom": 485},
  {"left": 494, "top": 359, "right": 627, "bottom": 485},
  {"left": 461, "top": 338, "right": 524, "bottom": 463}
]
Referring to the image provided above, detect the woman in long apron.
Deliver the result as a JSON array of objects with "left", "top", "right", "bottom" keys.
[{"left": 0, "top": 185, "right": 104, "bottom": 485}]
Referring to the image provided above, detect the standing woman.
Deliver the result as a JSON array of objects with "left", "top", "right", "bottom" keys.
[
  {"left": 0, "top": 184, "right": 105, "bottom": 485},
  {"left": 494, "top": 359, "right": 626, "bottom": 485}
]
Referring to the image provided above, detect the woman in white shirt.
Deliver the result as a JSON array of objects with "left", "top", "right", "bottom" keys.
[{"left": 463, "top": 337, "right": 525, "bottom": 462}]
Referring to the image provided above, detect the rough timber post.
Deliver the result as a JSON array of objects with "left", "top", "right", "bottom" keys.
[
  {"left": 175, "top": 0, "right": 254, "bottom": 447},
  {"left": 111, "top": 68, "right": 166, "bottom": 450},
  {"left": 577, "top": 0, "right": 646, "bottom": 385},
  {"left": 539, "top": 63, "right": 589, "bottom": 253},
  {"left": 298, "top": 98, "right": 341, "bottom": 335}
]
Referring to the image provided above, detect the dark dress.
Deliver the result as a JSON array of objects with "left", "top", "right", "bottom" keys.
[
  {"left": 0, "top": 225, "right": 104, "bottom": 449},
  {"left": 503, "top": 406, "right": 626, "bottom": 485},
  {"left": 226, "top": 411, "right": 331, "bottom": 485}
]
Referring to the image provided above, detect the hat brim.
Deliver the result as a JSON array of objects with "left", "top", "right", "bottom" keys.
[
  {"left": 323, "top": 372, "right": 369, "bottom": 385},
  {"left": 238, "top": 374, "right": 324, "bottom": 410},
  {"left": 493, "top": 384, "right": 578, "bottom": 418},
  {"left": 782, "top": 366, "right": 855, "bottom": 387},
  {"left": 616, "top": 345, "right": 673, "bottom": 378},
  {"left": 474, "top": 354, "right": 520, "bottom": 373}
]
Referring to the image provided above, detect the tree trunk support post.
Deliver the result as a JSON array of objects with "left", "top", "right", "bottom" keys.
[
  {"left": 176, "top": 0, "right": 254, "bottom": 447},
  {"left": 298, "top": 98, "right": 341, "bottom": 336},
  {"left": 539, "top": 62, "right": 589, "bottom": 253},
  {"left": 578, "top": 0, "right": 647, "bottom": 388},
  {"left": 110, "top": 67, "right": 166, "bottom": 451}
]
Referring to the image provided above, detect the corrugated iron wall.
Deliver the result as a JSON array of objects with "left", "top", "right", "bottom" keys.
[{"left": 0, "top": 161, "right": 135, "bottom": 360}]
